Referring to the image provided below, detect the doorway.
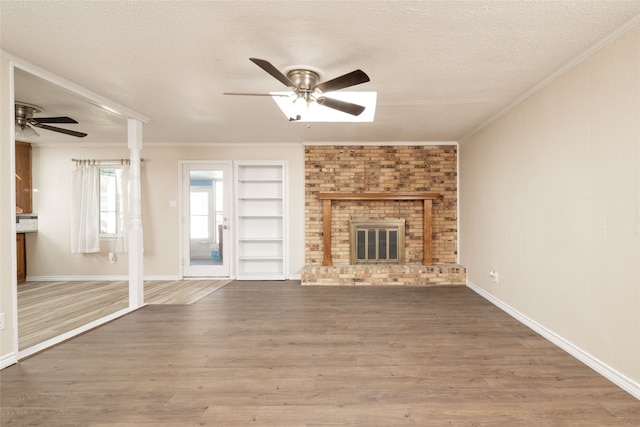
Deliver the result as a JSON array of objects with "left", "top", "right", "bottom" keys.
[{"left": 181, "top": 162, "right": 231, "bottom": 277}]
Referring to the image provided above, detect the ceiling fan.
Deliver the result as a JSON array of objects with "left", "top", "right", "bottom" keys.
[
  {"left": 15, "top": 101, "right": 87, "bottom": 138},
  {"left": 224, "top": 58, "right": 371, "bottom": 120}
]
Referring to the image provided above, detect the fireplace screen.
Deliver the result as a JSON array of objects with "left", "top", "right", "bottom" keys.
[{"left": 350, "top": 219, "right": 405, "bottom": 264}]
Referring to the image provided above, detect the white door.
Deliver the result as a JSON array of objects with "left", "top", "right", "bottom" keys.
[{"left": 181, "top": 162, "right": 231, "bottom": 277}]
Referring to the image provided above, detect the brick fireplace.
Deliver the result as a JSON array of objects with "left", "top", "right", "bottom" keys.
[{"left": 301, "top": 144, "right": 466, "bottom": 286}]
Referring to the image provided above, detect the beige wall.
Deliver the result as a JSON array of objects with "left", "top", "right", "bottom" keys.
[
  {"left": 29, "top": 145, "right": 132, "bottom": 277},
  {"left": 28, "top": 143, "right": 305, "bottom": 279},
  {"left": 460, "top": 25, "right": 640, "bottom": 384}
]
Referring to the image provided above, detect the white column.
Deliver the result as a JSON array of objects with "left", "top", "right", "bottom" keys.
[
  {"left": 1, "top": 57, "right": 20, "bottom": 363},
  {"left": 128, "top": 119, "right": 144, "bottom": 307}
]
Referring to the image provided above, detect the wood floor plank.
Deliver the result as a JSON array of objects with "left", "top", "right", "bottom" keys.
[
  {"left": 3, "top": 281, "right": 639, "bottom": 426},
  {"left": 17, "top": 279, "right": 231, "bottom": 350}
]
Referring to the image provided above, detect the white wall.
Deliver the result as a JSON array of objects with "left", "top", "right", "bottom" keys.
[
  {"left": 460, "top": 24, "right": 640, "bottom": 390},
  {"left": 28, "top": 143, "right": 305, "bottom": 279},
  {"left": 0, "top": 58, "right": 18, "bottom": 366}
]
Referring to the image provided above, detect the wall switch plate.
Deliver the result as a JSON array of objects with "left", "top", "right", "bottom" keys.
[
  {"left": 0, "top": 312, "right": 5, "bottom": 330},
  {"left": 489, "top": 270, "right": 499, "bottom": 284}
]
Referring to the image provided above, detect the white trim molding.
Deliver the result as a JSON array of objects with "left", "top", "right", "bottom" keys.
[
  {"left": 303, "top": 141, "right": 458, "bottom": 146},
  {"left": 467, "top": 281, "right": 640, "bottom": 400},
  {"left": 460, "top": 13, "right": 640, "bottom": 143},
  {"left": 1, "top": 352, "right": 18, "bottom": 370},
  {"left": 27, "top": 275, "right": 131, "bottom": 282},
  {"left": 1, "top": 49, "right": 150, "bottom": 123},
  {"left": 146, "top": 141, "right": 304, "bottom": 148}
]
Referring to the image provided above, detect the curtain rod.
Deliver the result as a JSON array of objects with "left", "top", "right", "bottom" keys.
[{"left": 71, "top": 158, "right": 145, "bottom": 165}]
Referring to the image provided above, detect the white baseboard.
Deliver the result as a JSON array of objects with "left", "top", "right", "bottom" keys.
[
  {"left": 27, "top": 275, "right": 129, "bottom": 281},
  {"left": 466, "top": 280, "right": 640, "bottom": 400},
  {"left": 0, "top": 352, "right": 17, "bottom": 370}
]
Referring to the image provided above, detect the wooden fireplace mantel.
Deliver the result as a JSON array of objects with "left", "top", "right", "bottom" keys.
[{"left": 316, "top": 192, "right": 440, "bottom": 266}]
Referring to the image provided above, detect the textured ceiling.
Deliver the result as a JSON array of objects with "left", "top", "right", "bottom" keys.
[{"left": 2, "top": 1, "right": 639, "bottom": 144}]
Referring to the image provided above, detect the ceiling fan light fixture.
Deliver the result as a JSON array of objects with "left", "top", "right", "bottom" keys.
[
  {"left": 271, "top": 91, "right": 377, "bottom": 123},
  {"left": 16, "top": 123, "right": 39, "bottom": 138}
]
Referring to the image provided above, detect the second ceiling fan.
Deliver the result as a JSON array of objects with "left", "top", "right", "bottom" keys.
[
  {"left": 15, "top": 101, "right": 87, "bottom": 138},
  {"left": 225, "top": 58, "right": 371, "bottom": 119}
]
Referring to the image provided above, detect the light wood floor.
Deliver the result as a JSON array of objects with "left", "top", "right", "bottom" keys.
[
  {"left": 3, "top": 281, "right": 639, "bottom": 425},
  {"left": 18, "top": 279, "right": 231, "bottom": 350}
]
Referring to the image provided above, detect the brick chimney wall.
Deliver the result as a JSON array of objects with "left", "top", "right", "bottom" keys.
[{"left": 305, "top": 145, "right": 458, "bottom": 265}]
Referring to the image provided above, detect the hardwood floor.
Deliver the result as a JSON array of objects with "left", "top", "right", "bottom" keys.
[
  {"left": 18, "top": 279, "right": 231, "bottom": 350},
  {"left": 2, "top": 281, "right": 639, "bottom": 425}
]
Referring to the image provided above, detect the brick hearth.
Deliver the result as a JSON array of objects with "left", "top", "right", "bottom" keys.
[{"left": 302, "top": 264, "right": 467, "bottom": 286}]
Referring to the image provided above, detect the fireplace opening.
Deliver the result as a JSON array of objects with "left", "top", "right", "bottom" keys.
[{"left": 350, "top": 219, "right": 405, "bottom": 264}]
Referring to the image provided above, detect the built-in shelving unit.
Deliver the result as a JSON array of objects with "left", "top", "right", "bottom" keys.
[{"left": 235, "top": 161, "right": 287, "bottom": 280}]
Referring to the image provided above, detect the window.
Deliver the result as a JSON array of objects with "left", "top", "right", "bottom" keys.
[
  {"left": 99, "top": 167, "right": 122, "bottom": 236},
  {"left": 190, "top": 190, "right": 210, "bottom": 239}
]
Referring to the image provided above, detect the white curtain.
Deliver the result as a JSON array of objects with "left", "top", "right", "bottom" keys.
[
  {"left": 114, "top": 166, "right": 130, "bottom": 254},
  {"left": 70, "top": 164, "right": 100, "bottom": 253}
]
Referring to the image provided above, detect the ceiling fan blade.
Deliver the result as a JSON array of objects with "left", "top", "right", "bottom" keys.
[
  {"left": 223, "top": 92, "right": 290, "bottom": 97},
  {"left": 313, "top": 69, "right": 370, "bottom": 93},
  {"left": 31, "top": 122, "right": 87, "bottom": 138},
  {"left": 249, "top": 58, "right": 297, "bottom": 89},
  {"left": 31, "top": 116, "right": 78, "bottom": 124},
  {"left": 316, "top": 97, "right": 366, "bottom": 116}
]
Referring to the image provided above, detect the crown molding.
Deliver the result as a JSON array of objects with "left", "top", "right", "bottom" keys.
[
  {"left": 303, "top": 141, "right": 457, "bottom": 146},
  {"left": 460, "top": 14, "right": 640, "bottom": 143},
  {"left": 2, "top": 49, "right": 150, "bottom": 124}
]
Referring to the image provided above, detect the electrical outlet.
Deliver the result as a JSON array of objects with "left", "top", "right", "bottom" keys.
[
  {"left": 489, "top": 270, "right": 499, "bottom": 284},
  {"left": 0, "top": 312, "right": 5, "bottom": 330}
]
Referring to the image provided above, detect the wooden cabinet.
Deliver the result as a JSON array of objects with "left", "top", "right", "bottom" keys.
[
  {"left": 16, "top": 141, "right": 32, "bottom": 283},
  {"left": 15, "top": 141, "right": 32, "bottom": 214},
  {"left": 235, "top": 162, "right": 287, "bottom": 280},
  {"left": 17, "top": 233, "right": 26, "bottom": 283}
]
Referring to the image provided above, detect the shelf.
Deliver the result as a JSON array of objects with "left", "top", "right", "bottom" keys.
[
  {"left": 237, "top": 164, "right": 283, "bottom": 181},
  {"left": 238, "top": 179, "right": 283, "bottom": 183},
  {"left": 238, "top": 197, "right": 283, "bottom": 200},
  {"left": 236, "top": 161, "right": 287, "bottom": 281},
  {"left": 317, "top": 192, "right": 440, "bottom": 201}
]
